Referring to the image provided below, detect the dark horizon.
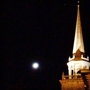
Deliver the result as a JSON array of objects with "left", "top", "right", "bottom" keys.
[{"left": 2, "top": 1, "right": 90, "bottom": 90}]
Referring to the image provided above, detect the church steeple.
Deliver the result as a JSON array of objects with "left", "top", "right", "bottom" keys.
[
  {"left": 60, "top": 2, "right": 90, "bottom": 89},
  {"left": 67, "top": 1, "right": 90, "bottom": 77},
  {"left": 72, "top": 1, "right": 85, "bottom": 58}
]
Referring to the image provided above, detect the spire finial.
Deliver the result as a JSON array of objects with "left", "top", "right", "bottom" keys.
[
  {"left": 77, "top": 0, "right": 79, "bottom": 4},
  {"left": 77, "top": 0, "right": 80, "bottom": 7}
]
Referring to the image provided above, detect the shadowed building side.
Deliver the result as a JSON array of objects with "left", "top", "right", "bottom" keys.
[{"left": 80, "top": 69, "right": 90, "bottom": 90}]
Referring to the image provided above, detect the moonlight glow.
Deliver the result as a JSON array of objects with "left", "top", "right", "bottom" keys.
[{"left": 32, "top": 62, "right": 39, "bottom": 69}]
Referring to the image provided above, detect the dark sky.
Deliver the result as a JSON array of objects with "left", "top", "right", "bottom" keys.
[{"left": 2, "top": 0, "right": 90, "bottom": 90}]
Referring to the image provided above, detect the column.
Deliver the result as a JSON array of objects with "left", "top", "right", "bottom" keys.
[{"left": 68, "top": 67, "right": 72, "bottom": 79}]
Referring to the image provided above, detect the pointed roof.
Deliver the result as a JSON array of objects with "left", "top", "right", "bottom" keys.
[{"left": 72, "top": 3, "right": 85, "bottom": 56}]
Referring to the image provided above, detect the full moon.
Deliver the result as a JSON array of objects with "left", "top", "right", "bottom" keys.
[{"left": 32, "top": 62, "right": 39, "bottom": 69}]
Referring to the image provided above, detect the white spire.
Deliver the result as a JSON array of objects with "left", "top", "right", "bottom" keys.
[
  {"left": 72, "top": 4, "right": 85, "bottom": 54},
  {"left": 67, "top": 1, "right": 90, "bottom": 78}
]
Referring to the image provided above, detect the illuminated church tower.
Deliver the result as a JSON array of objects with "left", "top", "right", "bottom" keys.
[
  {"left": 67, "top": 2, "right": 90, "bottom": 78},
  {"left": 59, "top": 1, "right": 90, "bottom": 90}
]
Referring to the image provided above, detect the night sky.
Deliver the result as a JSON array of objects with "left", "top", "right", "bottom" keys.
[{"left": 2, "top": 1, "right": 90, "bottom": 90}]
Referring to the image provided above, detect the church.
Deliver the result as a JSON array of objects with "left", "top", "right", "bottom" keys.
[{"left": 59, "top": 1, "right": 90, "bottom": 90}]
